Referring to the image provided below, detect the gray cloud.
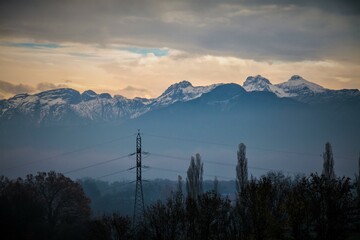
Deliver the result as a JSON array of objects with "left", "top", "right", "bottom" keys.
[
  {"left": 255, "top": 0, "right": 359, "bottom": 15},
  {"left": 0, "top": 80, "right": 70, "bottom": 98},
  {"left": 118, "top": 85, "right": 153, "bottom": 98},
  {"left": 0, "top": 0, "right": 359, "bottom": 62},
  {"left": 36, "top": 82, "right": 68, "bottom": 91},
  {"left": 0, "top": 80, "right": 34, "bottom": 95},
  {"left": 121, "top": 86, "right": 148, "bottom": 92}
]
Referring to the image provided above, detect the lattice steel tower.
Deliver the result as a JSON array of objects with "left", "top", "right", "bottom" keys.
[{"left": 133, "top": 129, "right": 145, "bottom": 227}]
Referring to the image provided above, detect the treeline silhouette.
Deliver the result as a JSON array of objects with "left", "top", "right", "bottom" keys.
[
  {"left": 0, "top": 143, "right": 359, "bottom": 240},
  {"left": 0, "top": 171, "right": 91, "bottom": 239},
  {"left": 141, "top": 172, "right": 358, "bottom": 240}
]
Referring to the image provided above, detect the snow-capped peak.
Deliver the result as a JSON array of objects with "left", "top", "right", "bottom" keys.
[
  {"left": 289, "top": 75, "right": 303, "bottom": 81},
  {"left": 162, "top": 80, "right": 192, "bottom": 95},
  {"left": 154, "top": 80, "right": 219, "bottom": 106},
  {"left": 276, "top": 75, "right": 327, "bottom": 96},
  {"left": 81, "top": 90, "right": 98, "bottom": 101},
  {"left": 243, "top": 75, "right": 288, "bottom": 97},
  {"left": 243, "top": 75, "right": 271, "bottom": 87}
]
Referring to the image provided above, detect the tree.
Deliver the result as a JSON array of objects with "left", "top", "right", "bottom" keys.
[
  {"left": 285, "top": 176, "right": 312, "bottom": 240},
  {"left": 0, "top": 171, "right": 91, "bottom": 239},
  {"left": 236, "top": 143, "right": 248, "bottom": 195},
  {"left": 322, "top": 142, "right": 335, "bottom": 180},
  {"left": 239, "top": 174, "right": 289, "bottom": 240},
  {"left": 87, "top": 213, "right": 131, "bottom": 240},
  {"left": 0, "top": 177, "right": 46, "bottom": 240},
  {"left": 213, "top": 176, "right": 219, "bottom": 195},
  {"left": 177, "top": 175, "right": 183, "bottom": 199},
  {"left": 25, "top": 171, "right": 91, "bottom": 233},
  {"left": 144, "top": 194, "right": 185, "bottom": 240},
  {"left": 308, "top": 174, "right": 352, "bottom": 240},
  {"left": 355, "top": 153, "right": 360, "bottom": 205},
  {"left": 354, "top": 153, "right": 360, "bottom": 237},
  {"left": 186, "top": 153, "right": 203, "bottom": 200},
  {"left": 191, "top": 192, "right": 232, "bottom": 240}
]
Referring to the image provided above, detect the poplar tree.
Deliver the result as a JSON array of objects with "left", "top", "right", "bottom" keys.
[
  {"left": 236, "top": 143, "right": 248, "bottom": 195},
  {"left": 214, "top": 176, "right": 219, "bottom": 195},
  {"left": 322, "top": 142, "right": 335, "bottom": 180},
  {"left": 177, "top": 175, "right": 183, "bottom": 197},
  {"left": 186, "top": 153, "right": 203, "bottom": 199}
]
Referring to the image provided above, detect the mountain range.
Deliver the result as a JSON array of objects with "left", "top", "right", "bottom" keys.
[
  {"left": 1, "top": 75, "right": 359, "bottom": 180},
  {"left": 1, "top": 75, "right": 359, "bottom": 126}
]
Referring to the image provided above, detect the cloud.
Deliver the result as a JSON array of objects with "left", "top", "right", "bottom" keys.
[
  {"left": 121, "top": 86, "right": 148, "bottom": 92},
  {"left": 0, "top": 0, "right": 358, "bottom": 99},
  {"left": 0, "top": 0, "right": 358, "bottom": 62},
  {"left": 0, "top": 37, "right": 358, "bottom": 101},
  {"left": 118, "top": 85, "right": 153, "bottom": 99},
  {"left": 0, "top": 80, "right": 70, "bottom": 98},
  {"left": 0, "top": 80, "right": 34, "bottom": 95},
  {"left": 36, "top": 82, "right": 68, "bottom": 91}
]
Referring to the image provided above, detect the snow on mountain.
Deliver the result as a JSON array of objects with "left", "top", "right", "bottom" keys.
[
  {"left": 152, "top": 80, "right": 220, "bottom": 107},
  {"left": 81, "top": 90, "right": 97, "bottom": 101},
  {"left": 0, "top": 81, "right": 219, "bottom": 124},
  {"left": 243, "top": 75, "right": 288, "bottom": 97},
  {"left": 0, "top": 89, "right": 81, "bottom": 123},
  {"left": 0, "top": 78, "right": 358, "bottom": 126},
  {"left": 275, "top": 75, "right": 327, "bottom": 96}
]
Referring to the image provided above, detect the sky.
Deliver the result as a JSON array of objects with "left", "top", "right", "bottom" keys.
[{"left": 0, "top": 0, "right": 359, "bottom": 100}]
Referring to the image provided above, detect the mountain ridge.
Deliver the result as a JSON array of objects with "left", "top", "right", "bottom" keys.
[{"left": 0, "top": 76, "right": 359, "bottom": 126}]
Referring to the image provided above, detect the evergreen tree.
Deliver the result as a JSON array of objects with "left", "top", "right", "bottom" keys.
[
  {"left": 186, "top": 153, "right": 203, "bottom": 200},
  {"left": 322, "top": 142, "right": 335, "bottom": 179},
  {"left": 236, "top": 143, "right": 248, "bottom": 195}
]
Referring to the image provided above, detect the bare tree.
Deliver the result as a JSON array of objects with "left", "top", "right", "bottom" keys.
[
  {"left": 26, "top": 171, "right": 90, "bottom": 229},
  {"left": 236, "top": 143, "right": 248, "bottom": 195},
  {"left": 355, "top": 153, "right": 360, "bottom": 203},
  {"left": 322, "top": 142, "right": 335, "bottom": 180},
  {"left": 186, "top": 153, "right": 203, "bottom": 199}
]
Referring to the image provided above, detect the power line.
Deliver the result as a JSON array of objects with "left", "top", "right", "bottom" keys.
[
  {"left": 143, "top": 133, "right": 234, "bottom": 148},
  {"left": 148, "top": 152, "right": 304, "bottom": 175},
  {"left": 100, "top": 180, "right": 154, "bottom": 194},
  {"left": 3, "top": 134, "right": 135, "bottom": 172},
  {"left": 148, "top": 166, "right": 233, "bottom": 180},
  {"left": 96, "top": 167, "right": 134, "bottom": 179},
  {"left": 143, "top": 133, "right": 320, "bottom": 157},
  {"left": 143, "top": 132, "right": 353, "bottom": 160},
  {"left": 101, "top": 181, "right": 135, "bottom": 193},
  {"left": 149, "top": 166, "right": 186, "bottom": 175},
  {"left": 64, "top": 154, "right": 131, "bottom": 175}
]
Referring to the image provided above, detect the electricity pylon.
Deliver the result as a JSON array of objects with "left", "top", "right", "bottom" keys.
[{"left": 133, "top": 129, "right": 145, "bottom": 230}]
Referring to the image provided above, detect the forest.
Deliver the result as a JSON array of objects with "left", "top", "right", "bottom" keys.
[{"left": 1, "top": 142, "right": 359, "bottom": 240}]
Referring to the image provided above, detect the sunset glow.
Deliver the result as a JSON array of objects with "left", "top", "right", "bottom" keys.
[{"left": 0, "top": 1, "right": 359, "bottom": 99}]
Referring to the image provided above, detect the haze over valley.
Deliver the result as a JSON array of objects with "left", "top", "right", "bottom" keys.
[{"left": 1, "top": 75, "right": 359, "bottom": 181}]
